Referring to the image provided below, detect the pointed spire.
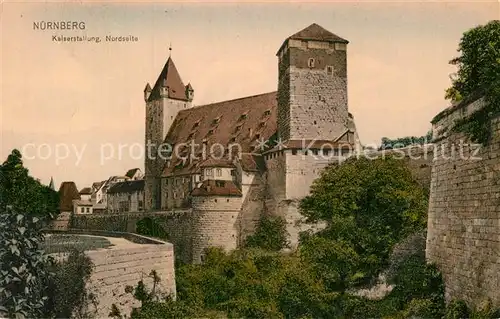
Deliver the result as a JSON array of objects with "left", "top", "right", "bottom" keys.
[
  {"left": 48, "top": 177, "right": 55, "bottom": 190},
  {"left": 148, "top": 56, "right": 189, "bottom": 102}
]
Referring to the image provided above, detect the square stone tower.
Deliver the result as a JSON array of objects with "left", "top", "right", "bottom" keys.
[
  {"left": 144, "top": 57, "right": 194, "bottom": 210},
  {"left": 276, "top": 23, "right": 350, "bottom": 142}
]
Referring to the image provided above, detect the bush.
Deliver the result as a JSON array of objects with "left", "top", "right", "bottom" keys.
[
  {"left": 0, "top": 207, "right": 53, "bottom": 319},
  {"left": 44, "top": 249, "right": 96, "bottom": 318},
  {"left": 136, "top": 217, "right": 169, "bottom": 240}
]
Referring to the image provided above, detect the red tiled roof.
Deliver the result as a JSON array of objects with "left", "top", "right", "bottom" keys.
[
  {"left": 148, "top": 57, "right": 189, "bottom": 102},
  {"left": 58, "top": 181, "right": 80, "bottom": 212},
  {"left": 162, "top": 91, "right": 277, "bottom": 176},
  {"left": 191, "top": 180, "right": 242, "bottom": 197},
  {"left": 238, "top": 153, "right": 266, "bottom": 172}
]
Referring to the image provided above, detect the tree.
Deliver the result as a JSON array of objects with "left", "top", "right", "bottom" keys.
[
  {"left": 445, "top": 20, "right": 500, "bottom": 102},
  {"left": 0, "top": 206, "right": 54, "bottom": 319},
  {"left": 244, "top": 215, "right": 289, "bottom": 251},
  {"left": 299, "top": 156, "right": 428, "bottom": 288},
  {"left": 0, "top": 149, "right": 59, "bottom": 218},
  {"left": 444, "top": 20, "right": 500, "bottom": 144}
]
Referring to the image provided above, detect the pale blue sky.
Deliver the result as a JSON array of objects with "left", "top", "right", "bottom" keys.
[{"left": 1, "top": 1, "right": 498, "bottom": 189}]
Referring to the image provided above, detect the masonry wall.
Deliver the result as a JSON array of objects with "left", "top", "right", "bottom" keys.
[
  {"left": 238, "top": 172, "right": 266, "bottom": 245},
  {"left": 426, "top": 97, "right": 500, "bottom": 308},
  {"left": 191, "top": 196, "right": 241, "bottom": 263},
  {"left": 277, "top": 40, "right": 349, "bottom": 141},
  {"left": 84, "top": 239, "right": 175, "bottom": 318}
]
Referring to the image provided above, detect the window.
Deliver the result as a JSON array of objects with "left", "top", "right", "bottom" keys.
[
  {"left": 312, "top": 150, "right": 319, "bottom": 155},
  {"left": 239, "top": 114, "right": 248, "bottom": 121},
  {"left": 80, "top": 207, "right": 85, "bottom": 213},
  {"left": 214, "top": 199, "right": 218, "bottom": 203},
  {"left": 304, "top": 150, "right": 309, "bottom": 155},
  {"left": 235, "top": 125, "right": 242, "bottom": 132},
  {"left": 173, "top": 192, "right": 177, "bottom": 199},
  {"left": 326, "top": 65, "right": 334, "bottom": 75},
  {"left": 292, "top": 149, "right": 298, "bottom": 155},
  {"left": 259, "top": 121, "right": 266, "bottom": 128},
  {"left": 138, "top": 200, "right": 143, "bottom": 210},
  {"left": 192, "top": 122, "right": 200, "bottom": 129},
  {"left": 212, "top": 118, "right": 220, "bottom": 125},
  {"left": 231, "top": 169, "right": 235, "bottom": 176},
  {"left": 207, "top": 129, "right": 214, "bottom": 136},
  {"left": 206, "top": 168, "right": 213, "bottom": 176},
  {"left": 215, "top": 180, "right": 225, "bottom": 187},
  {"left": 227, "top": 199, "right": 230, "bottom": 202},
  {"left": 216, "top": 168, "right": 222, "bottom": 177},
  {"left": 188, "top": 133, "right": 194, "bottom": 140},
  {"left": 308, "top": 58, "right": 315, "bottom": 68},
  {"left": 229, "top": 137, "right": 236, "bottom": 143},
  {"left": 86, "top": 207, "right": 90, "bottom": 213},
  {"left": 264, "top": 110, "right": 271, "bottom": 116},
  {"left": 323, "top": 149, "right": 330, "bottom": 156}
]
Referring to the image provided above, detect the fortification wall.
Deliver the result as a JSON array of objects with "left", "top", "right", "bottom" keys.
[{"left": 426, "top": 97, "right": 500, "bottom": 308}]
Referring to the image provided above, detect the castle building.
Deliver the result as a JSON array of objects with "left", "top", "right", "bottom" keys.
[{"left": 144, "top": 23, "right": 360, "bottom": 261}]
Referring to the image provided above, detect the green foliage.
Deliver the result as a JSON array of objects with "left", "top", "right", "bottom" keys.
[
  {"left": 0, "top": 149, "right": 59, "bottom": 218},
  {"left": 136, "top": 217, "right": 169, "bottom": 240},
  {"left": 445, "top": 20, "right": 500, "bottom": 144},
  {"left": 300, "top": 156, "right": 428, "bottom": 286},
  {"left": 244, "top": 215, "right": 289, "bottom": 251},
  {"left": 44, "top": 249, "right": 96, "bottom": 319},
  {"left": 0, "top": 206, "right": 53, "bottom": 319},
  {"left": 380, "top": 130, "right": 432, "bottom": 149},
  {"left": 444, "top": 299, "right": 500, "bottom": 319}
]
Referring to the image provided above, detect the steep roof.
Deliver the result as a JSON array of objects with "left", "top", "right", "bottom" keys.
[
  {"left": 58, "top": 181, "right": 80, "bottom": 212},
  {"left": 162, "top": 91, "right": 277, "bottom": 176},
  {"left": 125, "top": 168, "right": 141, "bottom": 178},
  {"left": 79, "top": 187, "right": 92, "bottom": 195},
  {"left": 108, "top": 180, "right": 145, "bottom": 194},
  {"left": 148, "top": 57, "right": 189, "bottom": 102},
  {"left": 191, "top": 180, "right": 242, "bottom": 197}
]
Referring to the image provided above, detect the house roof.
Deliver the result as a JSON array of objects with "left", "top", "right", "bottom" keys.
[
  {"left": 238, "top": 153, "right": 266, "bottom": 172},
  {"left": 108, "top": 180, "right": 145, "bottom": 194},
  {"left": 72, "top": 199, "right": 93, "bottom": 206},
  {"left": 58, "top": 181, "right": 81, "bottom": 212},
  {"left": 191, "top": 180, "right": 242, "bottom": 197},
  {"left": 162, "top": 91, "right": 277, "bottom": 176},
  {"left": 148, "top": 57, "right": 189, "bottom": 102},
  {"left": 125, "top": 168, "right": 141, "bottom": 178},
  {"left": 79, "top": 187, "right": 92, "bottom": 195}
]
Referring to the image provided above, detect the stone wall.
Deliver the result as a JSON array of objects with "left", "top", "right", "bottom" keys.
[
  {"left": 426, "top": 96, "right": 500, "bottom": 308},
  {"left": 277, "top": 40, "right": 349, "bottom": 141},
  {"left": 86, "top": 235, "right": 175, "bottom": 318}
]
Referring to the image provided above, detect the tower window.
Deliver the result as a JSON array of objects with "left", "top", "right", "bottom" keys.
[
  {"left": 326, "top": 65, "right": 334, "bottom": 75},
  {"left": 308, "top": 58, "right": 315, "bottom": 68}
]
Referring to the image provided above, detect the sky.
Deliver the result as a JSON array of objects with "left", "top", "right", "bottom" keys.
[{"left": 1, "top": 1, "right": 498, "bottom": 190}]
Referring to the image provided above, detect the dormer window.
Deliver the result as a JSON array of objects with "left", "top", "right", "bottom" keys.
[
  {"left": 239, "top": 114, "right": 248, "bottom": 121},
  {"left": 308, "top": 58, "right": 315, "bottom": 68},
  {"left": 264, "top": 110, "right": 271, "bottom": 116},
  {"left": 235, "top": 125, "right": 242, "bottom": 132},
  {"left": 207, "top": 129, "right": 214, "bottom": 136},
  {"left": 212, "top": 117, "right": 220, "bottom": 125},
  {"left": 258, "top": 121, "right": 266, "bottom": 128},
  {"left": 192, "top": 122, "right": 200, "bottom": 129},
  {"left": 187, "top": 133, "right": 194, "bottom": 140},
  {"left": 229, "top": 137, "right": 236, "bottom": 143}
]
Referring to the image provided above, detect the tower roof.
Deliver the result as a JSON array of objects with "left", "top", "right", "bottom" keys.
[
  {"left": 277, "top": 23, "right": 348, "bottom": 55},
  {"left": 148, "top": 57, "right": 189, "bottom": 102},
  {"left": 289, "top": 23, "right": 348, "bottom": 43}
]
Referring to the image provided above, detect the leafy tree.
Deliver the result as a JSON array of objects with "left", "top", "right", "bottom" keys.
[
  {"left": 299, "top": 156, "right": 428, "bottom": 287},
  {"left": 380, "top": 130, "right": 432, "bottom": 150},
  {"left": 445, "top": 20, "right": 500, "bottom": 102},
  {"left": 444, "top": 20, "right": 500, "bottom": 144},
  {"left": 0, "top": 149, "right": 59, "bottom": 218},
  {"left": 244, "top": 215, "right": 289, "bottom": 251},
  {"left": 0, "top": 206, "right": 53, "bottom": 319}
]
